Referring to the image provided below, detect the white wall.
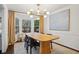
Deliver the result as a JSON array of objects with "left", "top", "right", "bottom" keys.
[
  {"left": 44, "top": 5, "right": 79, "bottom": 50},
  {"left": 1, "top": 5, "right": 8, "bottom": 53}
]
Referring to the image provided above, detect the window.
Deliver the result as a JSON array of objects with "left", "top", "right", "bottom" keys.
[
  {"left": 34, "top": 20, "right": 39, "bottom": 32},
  {"left": 22, "top": 20, "right": 31, "bottom": 33},
  {"left": 15, "top": 18, "right": 19, "bottom": 34}
]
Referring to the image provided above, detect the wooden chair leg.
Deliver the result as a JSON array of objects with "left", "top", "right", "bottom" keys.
[
  {"left": 50, "top": 41, "right": 53, "bottom": 53},
  {"left": 51, "top": 42, "right": 53, "bottom": 49},
  {"left": 50, "top": 40, "right": 53, "bottom": 49}
]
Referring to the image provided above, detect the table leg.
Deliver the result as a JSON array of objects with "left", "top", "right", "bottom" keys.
[{"left": 40, "top": 41, "right": 51, "bottom": 54}]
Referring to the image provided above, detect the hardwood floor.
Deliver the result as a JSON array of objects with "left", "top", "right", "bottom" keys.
[
  {"left": 14, "top": 42, "right": 79, "bottom": 54},
  {"left": 4, "top": 42, "right": 79, "bottom": 54},
  {"left": 4, "top": 45, "right": 14, "bottom": 54}
]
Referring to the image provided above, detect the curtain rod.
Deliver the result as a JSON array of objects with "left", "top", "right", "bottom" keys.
[{"left": 8, "top": 10, "right": 27, "bottom": 14}]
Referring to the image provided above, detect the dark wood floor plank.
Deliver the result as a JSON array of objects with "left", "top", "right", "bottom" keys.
[{"left": 4, "top": 45, "right": 14, "bottom": 54}]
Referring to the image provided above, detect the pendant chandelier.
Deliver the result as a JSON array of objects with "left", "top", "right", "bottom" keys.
[{"left": 27, "top": 4, "right": 50, "bottom": 18}]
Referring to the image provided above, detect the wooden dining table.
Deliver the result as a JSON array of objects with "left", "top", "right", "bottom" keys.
[{"left": 26, "top": 32, "right": 59, "bottom": 54}]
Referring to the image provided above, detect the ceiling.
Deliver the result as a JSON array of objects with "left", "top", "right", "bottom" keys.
[{"left": 6, "top": 4, "right": 69, "bottom": 13}]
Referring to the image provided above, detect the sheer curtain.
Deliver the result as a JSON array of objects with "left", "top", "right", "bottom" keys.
[
  {"left": 8, "top": 10, "right": 15, "bottom": 45},
  {"left": 39, "top": 15, "right": 44, "bottom": 33}
]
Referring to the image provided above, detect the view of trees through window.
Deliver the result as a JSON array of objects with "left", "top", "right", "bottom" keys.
[
  {"left": 34, "top": 20, "right": 39, "bottom": 32},
  {"left": 15, "top": 18, "right": 19, "bottom": 34},
  {"left": 22, "top": 20, "right": 31, "bottom": 33},
  {"left": 15, "top": 18, "right": 39, "bottom": 33}
]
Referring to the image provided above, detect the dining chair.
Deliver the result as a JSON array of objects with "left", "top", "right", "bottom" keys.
[{"left": 24, "top": 35, "right": 40, "bottom": 54}]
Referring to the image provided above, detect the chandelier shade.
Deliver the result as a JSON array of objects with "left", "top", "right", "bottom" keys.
[{"left": 26, "top": 4, "right": 50, "bottom": 18}]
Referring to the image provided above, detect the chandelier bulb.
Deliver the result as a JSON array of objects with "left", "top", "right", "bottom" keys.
[
  {"left": 46, "top": 12, "right": 50, "bottom": 15},
  {"left": 30, "top": 15, "right": 33, "bottom": 18},
  {"left": 30, "top": 9, "right": 33, "bottom": 11},
  {"left": 44, "top": 15, "right": 47, "bottom": 18},
  {"left": 27, "top": 11, "right": 30, "bottom": 15}
]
